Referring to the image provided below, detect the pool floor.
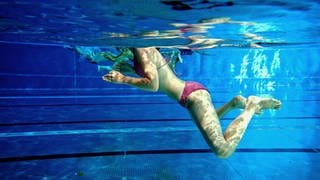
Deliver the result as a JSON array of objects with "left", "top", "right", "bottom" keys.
[{"left": 0, "top": 89, "right": 319, "bottom": 179}]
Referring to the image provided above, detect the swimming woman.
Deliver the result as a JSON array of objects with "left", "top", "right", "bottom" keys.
[{"left": 86, "top": 47, "right": 281, "bottom": 158}]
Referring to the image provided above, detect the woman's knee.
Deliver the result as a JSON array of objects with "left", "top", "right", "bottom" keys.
[
  {"left": 208, "top": 138, "right": 235, "bottom": 158},
  {"left": 215, "top": 148, "right": 234, "bottom": 158},
  {"left": 212, "top": 145, "right": 234, "bottom": 158}
]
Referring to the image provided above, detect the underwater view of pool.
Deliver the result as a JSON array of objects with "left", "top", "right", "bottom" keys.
[{"left": 0, "top": 0, "right": 319, "bottom": 179}]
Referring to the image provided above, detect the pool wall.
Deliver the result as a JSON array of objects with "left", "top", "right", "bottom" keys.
[{"left": 0, "top": 43, "right": 319, "bottom": 179}]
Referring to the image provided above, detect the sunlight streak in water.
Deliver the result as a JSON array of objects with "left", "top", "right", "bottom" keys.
[{"left": 236, "top": 49, "right": 281, "bottom": 92}]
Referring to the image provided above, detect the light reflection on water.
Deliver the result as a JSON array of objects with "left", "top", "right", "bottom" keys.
[{"left": 0, "top": 0, "right": 319, "bottom": 48}]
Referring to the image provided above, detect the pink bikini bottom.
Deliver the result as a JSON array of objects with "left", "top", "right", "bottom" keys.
[{"left": 179, "top": 81, "right": 208, "bottom": 107}]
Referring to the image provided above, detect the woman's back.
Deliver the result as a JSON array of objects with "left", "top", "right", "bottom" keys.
[{"left": 145, "top": 48, "right": 186, "bottom": 101}]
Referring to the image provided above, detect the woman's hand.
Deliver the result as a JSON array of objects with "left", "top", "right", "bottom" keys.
[{"left": 102, "top": 70, "right": 125, "bottom": 84}]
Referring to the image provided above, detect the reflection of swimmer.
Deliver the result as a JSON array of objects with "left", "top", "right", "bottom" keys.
[
  {"left": 101, "top": 47, "right": 281, "bottom": 158},
  {"left": 220, "top": 42, "right": 263, "bottom": 48}
]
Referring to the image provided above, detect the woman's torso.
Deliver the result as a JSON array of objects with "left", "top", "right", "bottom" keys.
[{"left": 134, "top": 48, "right": 186, "bottom": 101}]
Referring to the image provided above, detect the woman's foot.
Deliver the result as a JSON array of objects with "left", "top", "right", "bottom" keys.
[{"left": 246, "top": 96, "right": 281, "bottom": 114}]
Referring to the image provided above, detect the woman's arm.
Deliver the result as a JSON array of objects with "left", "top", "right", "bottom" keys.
[{"left": 102, "top": 48, "right": 159, "bottom": 92}]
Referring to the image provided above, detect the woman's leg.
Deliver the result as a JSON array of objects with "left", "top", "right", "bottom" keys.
[
  {"left": 216, "top": 95, "right": 246, "bottom": 119},
  {"left": 186, "top": 90, "right": 281, "bottom": 158}
]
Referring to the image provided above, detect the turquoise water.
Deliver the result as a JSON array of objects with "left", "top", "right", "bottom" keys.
[{"left": 0, "top": 0, "right": 320, "bottom": 179}]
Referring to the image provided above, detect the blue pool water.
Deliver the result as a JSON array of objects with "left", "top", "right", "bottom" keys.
[{"left": 0, "top": 0, "right": 320, "bottom": 179}]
